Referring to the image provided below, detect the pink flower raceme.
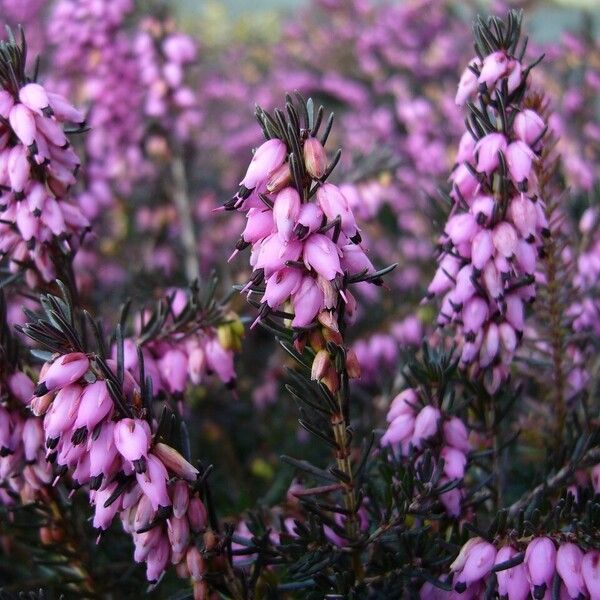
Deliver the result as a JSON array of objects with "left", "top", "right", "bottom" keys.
[
  {"left": 115, "top": 288, "right": 240, "bottom": 395},
  {"left": 48, "top": 0, "right": 150, "bottom": 219},
  {"left": 226, "top": 99, "right": 379, "bottom": 331},
  {"left": 0, "top": 33, "right": 89, "bottom": 287},
  {"left": 425, "top": 536, "right": 600, "bottom": 599},
  {"left": 381, "top": 387, "right": 470, "bottom": 517},
  {"left": 28, "top": 342, "right": 207, "bottom": 583},
  {"left": 134, "top": 17, "right": 201, "bottom": 142},
  {"left": 0, "top": 361, "right": 50, "bottom": 506},
  {"left": 429, "top": 21, "right": 548, "bottom": 392},
  {"left": 352, "top": 315, "right": 422, "bottom": 383}
]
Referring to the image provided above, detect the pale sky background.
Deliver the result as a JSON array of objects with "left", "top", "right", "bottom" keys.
[{"left": 175, "top": 0, "right": 600, "bottom": 41}]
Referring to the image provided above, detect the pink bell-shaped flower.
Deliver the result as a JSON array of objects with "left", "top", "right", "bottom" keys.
[{"left": 114, "top": 418, "right": 152, "bottom": 472}]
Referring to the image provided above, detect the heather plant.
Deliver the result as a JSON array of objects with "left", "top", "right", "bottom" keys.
[{"left": 0, "top": 2, "right": 599, "bottom": 600}]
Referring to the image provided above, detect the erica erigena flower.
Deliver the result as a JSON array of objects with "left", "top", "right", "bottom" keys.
[
  {"left": 0, "top": 30, "right": 89, "bottom": 287},
  {"left": 225, "top": 97, "right": 379, "bottom": 331},
  {"left": 381, "top": 387, "right": 470, "bottom": 517},
  {"left": 428, "top": 12, "right": 548, "bottom": 392},
  {"left": 421, "top": 535, "right": 600, "bottom": 599},
  {"left": 29, "top": 343, "right": 209, "bottom": 583}
]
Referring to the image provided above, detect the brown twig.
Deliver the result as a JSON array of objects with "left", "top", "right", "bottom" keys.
[{"left": 507, "top": 445, "right": 600, "bottom": 518}]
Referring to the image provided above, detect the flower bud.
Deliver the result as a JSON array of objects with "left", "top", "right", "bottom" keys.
[
  {"left": 303, "top": 137, "right": 327, "bottom": 179},
  {"left": 30, "top": 393, "right": 53, "bottom": 417},
  {"left": 441, "top": 446, "right": 467, "bottom": 479},
  {"left": 311, "top": 349, "right": 331, "bottom": 382},
  {"left": 387, "top": 388, "right": 418, "bottom": 422},
  {"left": 524, "top": 536, "right": 556, "bottom": 597},
  {"left": 556, "top": 543, "right": 585, "bottom": 599},
  {"left": 35, "top": 353, "right": 89, "bottom": 396},
  {"left": 186, "top": 545, "right": 205, "bottom": 581},
  {"left": 303, "top": 233, "right": 342, "bottom": 280},
  {"left": 136, "top": 453, "right": 172, "bottom": 512},
  {"left": 158, "top": 348, "right": 189, "bottom": 394},
  {"left": 453, "top": 538, "right": 496, "bottom": 592},
  {"left": 582, "top": 551, "right": 600, "bottom": 600},
  {"left": 443, "top": 417, "right": 470, "bottom": 453},
  {"left": 381, "top": 412, "right": 415, "bottom": 453},
  {"left": 8, "top": 371, "right": 34, "bottom": 404},
  {"left": 321, "top": 364, "right": 340, "bottom": 394},
  {"left": 495, "top": 545, "right": 529, "bottom": 600},
  {"left": 188, "top": 497, "right": 208, "bottom": 533},
  {"left": 412, "top": 406, "right": 440, "bottom": 448},
  {"left": 173, "top": 480, "right": 190, "bottom": 519},
  {"left": 145, "top": 537, "right": 170, "bottom": 583},
  {"left": 506, "top": 141, "right": 535, "bottom": 189},
  {"left": 478, "top": 51, "right": 508, "bottom": 88},
  {"left": 475, "top": 132, "right": 507, "bottom": 175},
  {"left": 514, "top": 109, "right": 545, "bottom": 147},
  {"left": 114, "top": 418, "right": 152, "bottom": 471},
  {"left": 455, "top": 59, "right": 480, "bottom": 106},
  {"left": 241, "top": 138, "right": 287, "bottom": 190},
  {"left": 9, "top": 103, "right": 36, "bottom": 147},
  {"left": 345, "top": 348, "right": 361, "bottom": 379},
  {"left": 153, "top": 442, "right": 199, "bottom": 482},
  {"left": 266, "top": 161, "right": 292, "bottom": 193},
  {"left": 273, "top": 187, "right": 301, "bottom": 241}
]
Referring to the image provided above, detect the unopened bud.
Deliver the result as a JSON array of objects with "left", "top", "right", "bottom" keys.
[
  {"left": 186, "top": 546, "right": 205, "bottom": 581},
  {"left": 175, "top": 560, "right": 190, "bottom": 578},
  {"left": 303, "top": 137, "right": 327, "bottom": 179},
  {"left": 308, "top": 329, "right": 325, "bottom": 351},
  {"left": 266, "top": 161, "right": 292, "bottom": 194},
  {"left": 311, "top": 349, "right": 331, "bottom": 381},
  {"left": 193, "top": 579, "right": 209, "bottom": 600},
  {"left": 318, "top": 310, "right": 340, "bottom": 334},
  {"left": 188, "top": 498, "right": 208, "bottom": 533},
  {"left": 322, "top": 365, "right": 340, "bottom": 394},
  {"left": 30, "top": 393, "right": 53, "bottom": 416},
  {"left": 153, "top": 443, "right": 199, "bottom": 482},
  {"left": 203, "top": 528, "right": 217, "bottom": 551},
  {"left": 322, "top": 325, "right": 343, "bottom": 346},
  {"left": 50, "top": 522, "right": 65, "bottom": 543},
  {"left": 40, "top": 526, "right": 53, "bottom": 545},
  {"left": 345, "top": 349, "right": 361, "bottom": 379},
  {"left": 293, "top": 336, "right": 306, "bottom": 354}
]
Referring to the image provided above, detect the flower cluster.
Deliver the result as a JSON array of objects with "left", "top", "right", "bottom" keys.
[
  {"left": 134, "top": 17, "right": 201, "bottom": 143},
  {"left": 352, "top": 314, "right": 422, "bottom": 383},
  {"left": 48, "top": 0, "right": 148, "bottom": 219},
  {"left": 0, "top": 299, "right": 51, "bottom": 506},
  {"left": 227, "top": 99, "right": 379, "bottom": 331},
  {"left": 23, "top": 300, "right": 211, "bottom": 584},
  {"left": 0, "top": 376, "right": 51, "bottom": 506},
  {"left": 428, "top": 14, "right": 549, "bottom": 392},
  {"left": 421, "top": 536, "right": 600, "bottom": 599},
  {"left": 381, "top": 387, "right": 470, "bottom": 516},
  {"left": 0, "top": 31, "right": 89, "bottom": 286},
  {"left": 121, "top": 287, "right": 239, "bottom": 395}
]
